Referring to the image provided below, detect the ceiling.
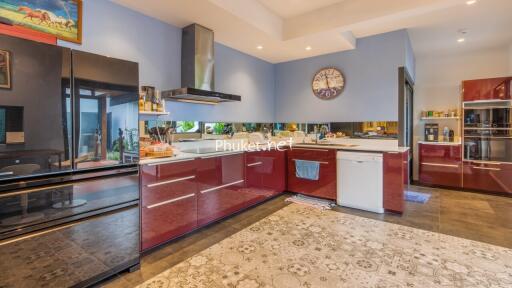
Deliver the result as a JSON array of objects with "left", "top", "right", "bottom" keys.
[{"left": 112, "top": 0, "right": 512, "bottom": 63}]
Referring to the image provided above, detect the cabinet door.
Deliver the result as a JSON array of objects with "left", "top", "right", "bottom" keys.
[
  {"left": 196, "top": 153, "right": 246, "bottom": 226},
  {"left": 287, "top": 148, "right": 337, "bottom": 200},
  {"left": 419, "top": 144, "right": 462, "bottom": 188},
  {"left": 463, "top": 78, "right": 510, "bottom": 101},
  {"left": 140, "top": 160, "right": 198, "bottom": 251},
  {"left": 383, "top": 152, "right": 405, "bottom": 213},
  {"left": 245, "top": 150, "right": 286, "bottom": 199},
  {"left": 463, "top": 161, "right": 512, "bottom": 193}
]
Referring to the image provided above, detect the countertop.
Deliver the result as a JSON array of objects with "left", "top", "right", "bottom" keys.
[
  {"left": 418, "top": 141, "right": 461, "bottom": 146},
  {"left": 139, "top": 138, "right": 409, "bottom": 165}
]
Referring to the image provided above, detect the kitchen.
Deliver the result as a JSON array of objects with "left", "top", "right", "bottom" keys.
[{"left": 0, "top": 0, "right": 511, "bottom": 287}]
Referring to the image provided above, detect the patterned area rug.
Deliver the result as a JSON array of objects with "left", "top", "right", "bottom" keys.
[{"left": 137, "top": 204, "right": 512, "bottom": 288}]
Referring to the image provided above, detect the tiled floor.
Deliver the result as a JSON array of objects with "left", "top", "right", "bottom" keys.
[{"left": 100, "top": 186, "right": 512, "bottom": 287}]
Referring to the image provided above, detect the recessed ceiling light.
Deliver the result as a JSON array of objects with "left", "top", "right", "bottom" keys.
[
  {"left": 257, "top": 45, "right": 263, "bottom": 50},
  {"left": 305, "top": 46, "right": 312, "bottom": 51},
  {"left": 466, "top": 0, "right": 477, "bottom": 5},
  {"left": 457, "top": 38, "right": 465, "bottom": 43}
]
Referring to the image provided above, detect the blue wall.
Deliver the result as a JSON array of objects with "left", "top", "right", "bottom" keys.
[
  {"left": 59, "top": 0, "right": 414, "bottom": 123},
  {"left": 60, "top": 0, "right": 275, "bottom": 122},
  {"left": 274, "top": 30, "right": 413, "bottom": 123}
]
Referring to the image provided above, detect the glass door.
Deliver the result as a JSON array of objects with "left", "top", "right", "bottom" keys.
[{"left": 72, "top": 51, "right": 139, "bottom": 170}]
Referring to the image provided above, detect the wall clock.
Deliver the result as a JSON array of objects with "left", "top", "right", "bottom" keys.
[{"left": 312, "top": 67, "right": 345, "bottom": 100}]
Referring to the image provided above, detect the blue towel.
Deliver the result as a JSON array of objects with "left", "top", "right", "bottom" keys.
[
  {"left": 295, "top": 160, "right": 320, "bottom": 180},
  {"left": 405, "top": 191, "right": 431, "bottom": 204}
]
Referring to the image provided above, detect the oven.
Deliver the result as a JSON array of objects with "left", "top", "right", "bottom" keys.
[{"left": 463, "top": 100, "right": 512, "bottom": 163}]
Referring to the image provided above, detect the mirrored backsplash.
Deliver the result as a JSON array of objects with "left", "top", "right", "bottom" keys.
[{"left": 140, "top": 120, "right": 398, "bottom": 144}]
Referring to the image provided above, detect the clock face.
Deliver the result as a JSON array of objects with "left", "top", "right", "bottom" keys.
[{"left": 312, "top": 67, "right": 345, "bottom": 100}]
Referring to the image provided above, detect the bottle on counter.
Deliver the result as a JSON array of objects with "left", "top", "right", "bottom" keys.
[{"left": 138, "top": 90, "right": 146, "bottom": 111}]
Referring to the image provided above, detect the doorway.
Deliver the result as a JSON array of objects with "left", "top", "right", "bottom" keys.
[{"left": 398, "top": 67, "right": 414, "bottom": 182}]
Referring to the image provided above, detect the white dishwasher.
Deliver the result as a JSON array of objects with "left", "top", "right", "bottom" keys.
[{"left": 337, "top": 151, "right": 384, "bottom": 213}]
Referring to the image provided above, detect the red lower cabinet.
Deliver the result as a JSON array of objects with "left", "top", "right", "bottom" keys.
[
  {"left": 196, "top": 153, "right": 247, "bottom": 226},
  {"left": 383, "top": 151, "right": 407, "bottom": 213},
  {"left": 287, "top": 148, "right": 337, "bottom": 200},
  {"left": 245, "top": 149, "right": 286, "bottom": 200},
  {"left": 140, "top": 159, "right": 199, "bottom": 251},
  {"left": 419, "top": 143, "right": 462, "bottom": 188},
  {"left": 463, "top": 161, "right": 512, "bottom": 193}
]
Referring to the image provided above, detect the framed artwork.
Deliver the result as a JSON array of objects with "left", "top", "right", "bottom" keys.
[
  {"left": 0, "top": 50, "right": 10, "bottom": 89},
  {"left": 0, "top": 0, "right": 82, "bottom": 44}
]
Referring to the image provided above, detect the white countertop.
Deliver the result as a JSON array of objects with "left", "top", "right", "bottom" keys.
[{"left": 139, "top": 138, "right": 409, "bottom": 165}]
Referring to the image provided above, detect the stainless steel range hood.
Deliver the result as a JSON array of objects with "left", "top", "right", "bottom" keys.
[{"left": 162, "top": 24, "right": 241, "bottom": 105}]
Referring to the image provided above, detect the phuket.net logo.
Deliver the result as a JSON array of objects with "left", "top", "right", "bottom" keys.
[{"left": 215, "top": 138, "right": 294, "bottom": 152}]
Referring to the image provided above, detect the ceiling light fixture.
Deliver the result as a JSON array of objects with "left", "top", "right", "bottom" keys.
[
  {"left": 457, "top": 38, "right": 465, "bottom": 43},
  {"left": 257, "top": 45, "right": 263, "bottom": 50},
  {"left": 466, "top": 0, "right": 477, "bottom": 5},
  {"left": 305, "top": 46, "right": 312, "bottom": 51}
]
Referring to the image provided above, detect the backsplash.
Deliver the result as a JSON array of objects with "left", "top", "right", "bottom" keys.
[{"left": 140, "top": 120, "right": 398, "bottom": 144}]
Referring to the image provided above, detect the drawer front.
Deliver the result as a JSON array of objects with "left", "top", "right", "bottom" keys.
[
  {"left": 463, "top": 161, "right": 512, "bottom": 193},
  {"left": 420, "top": 162, "right": 462, "bottom": 187},
  {"left": 198, "top": 185, "right": 246, "bottom": 226},
  {"left": 141, "top": 194, "right": 197, "bottom": 251},
  {"left": 140, "top": 159, "right": 197, "bottom": 185},
  {"left": 142, "top": 175, "right": 198, "bottom": 207},
  {"left": 419, "top": 144, "right": 461, "bottom": 165},
  {"left": 287, "top": 151, "right": 336, "bottom": 200},
  {"left": 288, "top": 147, "right": 336, "bottom": 162}
]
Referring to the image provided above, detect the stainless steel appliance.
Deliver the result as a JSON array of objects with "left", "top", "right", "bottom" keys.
[
  {"left": 463, "top": 100, "right": 512, "bottom": 162},
  {"left": 0, "top": 35, "right": 140, "bottom": 287},
  {"left": 162, "top": 24, "right": 242, "bottom": 104}
]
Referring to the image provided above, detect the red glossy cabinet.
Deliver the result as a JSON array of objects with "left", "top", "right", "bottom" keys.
[
  {"left": 245, "top": 149, "right": 286, "bottom": 199},
  {"left": 140, "top": 159, "right": 198, "bottom": 251},
  {"left": 419, "top": 143, "right": 462, "bottom": 188},
  {"left": 196, "top": 153, "right": 247, "bottom": 226},
  {"left": 383, "top": 151, "right": 408, "bottom": 213},
  {"left": 287, "top": 148, "right": 337, "bottom": 200},
  {"left": 463, "top": 161, "right": 512, "bottom": 193},
  {"left": 462, "top": 77, "right": 511, "bottom": 102}
]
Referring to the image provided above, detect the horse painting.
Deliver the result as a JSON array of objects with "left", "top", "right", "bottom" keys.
[
  {"left": 0, "top": 0, "right": 82, "bottom": 43},
  {"left": 17, "top": 6, "right": 51, "bottom": 26}
]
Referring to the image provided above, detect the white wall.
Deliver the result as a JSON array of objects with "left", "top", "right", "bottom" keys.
[{"left": 413, "top": 45, "right": 510, "bottom": 180}]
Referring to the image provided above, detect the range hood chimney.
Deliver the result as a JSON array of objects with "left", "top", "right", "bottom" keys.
[{"left": 162, "top": 24, "right": 241, "bottom": 105}]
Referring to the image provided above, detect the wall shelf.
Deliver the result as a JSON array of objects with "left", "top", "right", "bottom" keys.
[
  {"left": 420, "top": 117, "right": 460, "bottom": 120},
  {"left": 139, "top": 111, "right": 169, "bottom": 116}
]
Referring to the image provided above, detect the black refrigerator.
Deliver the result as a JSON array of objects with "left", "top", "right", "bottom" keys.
[{"left": 0, "top": 34, "right": 140, "bottom": 287}]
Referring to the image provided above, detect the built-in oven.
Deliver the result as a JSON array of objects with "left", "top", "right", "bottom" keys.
[{"left": 463, "top": 100, "right": 512, "bottom": 162}]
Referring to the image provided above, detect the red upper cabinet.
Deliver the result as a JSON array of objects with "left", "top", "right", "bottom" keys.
[
  {"left": 383, "top": 151, "right": 407, "bottom": 213},
  {"left": 463, "top": 77, "right": 511, "bottom": 102},
  {"left": 419, "top": 143, "right": 462, "bottom": 188},
  {"left": 245, "top": 149, "right": 286, "bottom": 199},
  {"left": 140, "top": 159, "right": 198, "bottom": 251},
  {"left": 287, "top": 148, "right": 337, "bottom": 200},
  {"left": 196, "top": 153, "right": 247, "bottom": 226}
]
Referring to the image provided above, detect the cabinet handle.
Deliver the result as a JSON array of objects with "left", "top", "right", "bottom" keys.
[
  {"left": 146, "top": 193, "right": 195, "bottom": 209},
  {"left": 472, "top": 166, "right": 501, "bottom": 171},
  {"left": 200, "top": 180, "right": 244, "bottom": 194},
  {"left": 421, "top": 162, "right": 459, "bottom": 168},
  {"left": 146, "top": 175, "right": 196, "bottom": 188},
  {"left": 247, "top": 162, "right": 263, "bottom": 167},
  {"left": 292, "top": 159, "right": 329, "bottom": 165},
  {"left": 469, "top": 160, "right": 502, "bottom": 165},
  {"left": 294, "top": 148, "right": 329, "bottom": 152},
  {"left": 0, "top": 171, "right": 14, "bottom": 176},
  {"left": 146, "top": 158, "right": 195, "bottom": 166}
]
